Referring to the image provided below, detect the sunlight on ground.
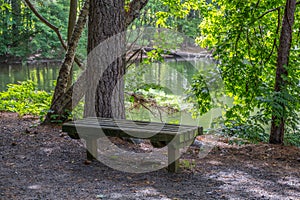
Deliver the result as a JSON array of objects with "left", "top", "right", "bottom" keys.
[
  {"left": 109, "top": 187, "right": 171, "bottom": 200},
  {"left": 210, "top": 170, "right": 300, "bottom": 200}
]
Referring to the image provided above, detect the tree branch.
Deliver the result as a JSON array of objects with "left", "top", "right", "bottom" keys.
[
  {"left": 257, "top": 1, "right": 299, "bottom": 21},
  {"left": 23, "top": 0, "right": 84, "bottom": 68},
  {"left": 234, "top": 26, "right": 242, "bottom": 56},
  {"left": 265, "top": 8, "right": 281, "bottom": 63},
  {"left": 246, "top": 28, "right": 254, "bottom": 67},
  {"left": 257, "top": 6, "right": 282, "bottom": 20},
  {"left": 23, "top": 0, "right": 63, "bottom": 44},
  {"left": 125, "top": 0, "right": 149, "bottom": 27},
  {"left": 255, "top": 0, "right": 261, "bottom": 8}
]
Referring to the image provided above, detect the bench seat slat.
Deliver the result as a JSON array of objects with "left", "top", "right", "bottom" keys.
[
  {"left": 73, "top": 118, "right": 199, "bottom": 131},
  {"left": 64, "top": 118, "right": 199, "bottom": 133},
  {"left": 68, "top": 122, "right": 196, "bottom": 134}
]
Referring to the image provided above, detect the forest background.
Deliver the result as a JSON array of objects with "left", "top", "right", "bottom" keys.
[{"left": 0, "top": 0, "right": 299, "bottom": 147}]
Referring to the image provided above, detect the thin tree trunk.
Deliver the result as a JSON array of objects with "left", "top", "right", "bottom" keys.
[
  {"left": 44, "top": 0, "right": 89, "bottom": 123},
  {"left": 67, "top": 0, "right": 78, "bottom": 89},
  {"left": 45, "top": 70, "right": 87, "bottom": 119},
  {"left": 52, "top": 0, "right": 88, "bottom": 102},
  {"left": 269, "top": 0, "right": 296, "bottom": 144},
  {"left": 68, "top": 0, "right": 77, "bottom": 43}
]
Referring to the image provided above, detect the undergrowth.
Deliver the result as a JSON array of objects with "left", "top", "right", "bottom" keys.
[
  {"left": 1, "top": 81, "right": 299, "bottom": 147},
  {"left": 0, "top": 81, "right": 52, "bottom": 120}
]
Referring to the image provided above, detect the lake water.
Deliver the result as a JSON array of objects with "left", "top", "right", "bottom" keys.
[
  {"left": 0, "top": 59, "right": 216, "bottom": 91},
  {"left": 0, "top": 59, "right": 224, "bottom": 129},
  {"left": 0, "top": 62, "right": 63, "bottom": 92}
]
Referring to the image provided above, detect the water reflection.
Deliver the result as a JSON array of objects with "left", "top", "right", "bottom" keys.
[
  {"left": 0, "top": 62, "right": 84, "bottom": 92},
  {"left": 0, "top": 59, "right": 216, "bottom": 92},
  {"left": 0, "top": 62, "right": 62, "bottom": 92}
]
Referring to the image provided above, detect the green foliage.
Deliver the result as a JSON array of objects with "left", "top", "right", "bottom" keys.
[
  {"left": 125, "top": 62, "right": 151, "bottom": 93},
  {"left": 0, "top": 0, "right": 85, "bottom": 59},
  {"left": 70, "top": 100, "right": 85, "bottom": 120},
  {"left": 214, "top": 115, "right": 269, "bottom": 144},
  {"left": 186, "top": 72, "right": 213, "bottom": 117},
  {"left": 0, "top": 81, "right": 52, "bottom": 118},
  {"left": 284, "top": 132, "right": 300, "bottom": 147},
  {"left": 155, "top": 0, "right": 201, "bottom": 30},
  {"left": 0, "top": 80, "right": 82, "bottom": 123},
  {"left": 1, "top": 0, "right": 200, "bottom": 59},
  {"left": 130, "top": 0, "right": 202, "bottom": 39},
  {"left": 143, "top": 49, "right": 165, "bottom": 64},
  {"left": 197, "top": 0, "right": 300, "bottom": 138}
]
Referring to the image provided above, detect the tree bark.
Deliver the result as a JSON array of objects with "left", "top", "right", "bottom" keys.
[
  {"left": 269, "top": 0, "right": 296, "bottom": 144},
  {"left": 68, "top": 0, "right": 78, "bottom": 43},
  {"left": 125, "top": 0, "right": 149, "bottom": 27},
  {"left": 67, "top": 0, "right": 78, "bottom": 89},
  {"left": 84, "top": 0, "right": 126, "bottom": 119},
  {"left": 45, "top": 70, "right": 87, "bottom": 120},
  {"left": 44, "top": 0, "right": 89, "bottom": 123}
]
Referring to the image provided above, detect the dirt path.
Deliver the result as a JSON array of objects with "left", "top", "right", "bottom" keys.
[{"left": 1, "top": 112, "right": 299, "bottom": 200}]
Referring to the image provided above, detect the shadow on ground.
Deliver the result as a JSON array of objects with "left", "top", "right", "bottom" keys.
[{"left": 1, "top": 113, "right": 299, "bottom": 199}]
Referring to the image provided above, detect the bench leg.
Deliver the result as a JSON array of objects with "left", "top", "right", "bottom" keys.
[
  {"left": 86, "top": 138, "right": 98, "bottom": 161},
  {"left": 168, "top": 145, "right": 180, "bottom": 173}
]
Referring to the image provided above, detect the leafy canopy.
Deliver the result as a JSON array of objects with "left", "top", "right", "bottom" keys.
[{"left": 197, "top": 0, "right": 300, "bottom": 138}]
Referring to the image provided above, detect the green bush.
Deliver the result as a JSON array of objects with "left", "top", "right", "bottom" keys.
[
  {"left": 284, "top": 132, "right": 300, "bottom": 147},
  {"left": 0, "top": 81, "right": 52, "bottom": 119}
]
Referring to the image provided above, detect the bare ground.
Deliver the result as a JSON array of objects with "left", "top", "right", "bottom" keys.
[{"left": 1, "top": 112, "right": 299, "bottom": 200}]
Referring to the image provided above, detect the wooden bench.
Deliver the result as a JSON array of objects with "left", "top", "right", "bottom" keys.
[{"left": 62, "top": 117, "right": 202, "bottom": 172}]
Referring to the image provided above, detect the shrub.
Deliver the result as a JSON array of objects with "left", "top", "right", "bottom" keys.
[{"left": 0, "top": 81, "right": 52, "bottom": 119}]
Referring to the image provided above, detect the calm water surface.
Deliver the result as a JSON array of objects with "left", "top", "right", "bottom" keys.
[{"left": 0, "top": 62, "right": 64, "bottom": 91}]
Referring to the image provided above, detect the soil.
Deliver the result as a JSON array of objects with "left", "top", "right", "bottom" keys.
[{"left": 1, "top": 112, "right": 299, "bottom": 200}]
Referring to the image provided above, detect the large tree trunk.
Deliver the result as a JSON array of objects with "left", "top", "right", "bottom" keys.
[
  {"left": 44, "top": 0, "right": 149, "bottom": 123},
  {"left": 269, "top": 0, "right": 296, "bottom": 144},
  {"left": 84, "top": 0, "right": 126, "bottom": 118}
]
